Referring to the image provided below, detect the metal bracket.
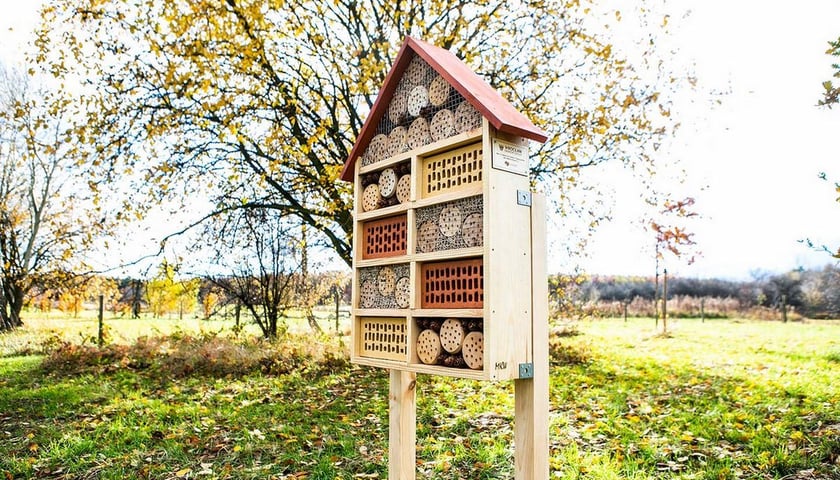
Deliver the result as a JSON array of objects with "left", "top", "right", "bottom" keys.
[
  {"left": 516, "top": 190, "right": 532, "bottom": 207},
  {"left": 519, "top": 362, "right": 534, "bottom": 379}
]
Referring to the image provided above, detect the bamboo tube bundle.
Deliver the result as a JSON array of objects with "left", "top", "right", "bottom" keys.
[
  {"left": 407, "top": 117, "right": 431, "bottom": 150},
  {"left": 455, "top": 100, "right": 482, "bottom": 133},
  {"left": 430, "top": 109, "right": 455, "bottom": 142}
]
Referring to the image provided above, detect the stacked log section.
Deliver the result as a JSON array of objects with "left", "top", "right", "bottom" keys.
[
  {"left": 415, "top": 317, "right": 483, "bottom": 370},
  {"left": 359, "top": 162, "right": 410, "bottom": 212}
]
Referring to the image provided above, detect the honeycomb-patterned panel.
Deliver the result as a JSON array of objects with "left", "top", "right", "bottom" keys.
[
  {"left": 359, "top": 264, "right": 410, "bottom": 309},
  {"left": 362, "top": 215, "right": 407, "bottom": 260},
  {"left": 359, "top": 317, "right": 407, "bottom": 361},
  {"left": 421, "top": 142, "right": 483, "bottom": 198},
  {"left": 415, "top": 195, "right": 483, "bottom": 253},
  {"left": 420, "top": 258, "right": 484, "bottom": 309}
]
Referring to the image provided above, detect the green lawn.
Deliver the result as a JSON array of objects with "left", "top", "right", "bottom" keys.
[{"left": 1, "top": 318, "right": 839, "bottom": 479}]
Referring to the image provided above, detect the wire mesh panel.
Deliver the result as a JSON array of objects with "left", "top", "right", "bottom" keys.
[
  {"left": 420, "top": 258, "right": 484, "bottom": 309},
  {"left": 359, "top": 317, "right": 407, "bottom": 361},
  {"left": 361, "top": 54, "right": 480, "bottom": 167},
  {"left": 362, "top": 215, "right": 407, "bottom": 260},
  {"left": 359, "top": 264, "right": 410, "bottom": 309},
  {"left": 420, "top": 142, "right": 483, "bottom": 198},
  {"left": 415, "top": 195, "right": 483, "bottom": 253}
]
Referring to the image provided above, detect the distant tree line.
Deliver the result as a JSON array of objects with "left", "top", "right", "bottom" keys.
[
  {"left": 550, "top": 265, "right": 840, "bottom": 320},
  {"left": 23, "top": 269, "right": 351, "bottom": 333}
]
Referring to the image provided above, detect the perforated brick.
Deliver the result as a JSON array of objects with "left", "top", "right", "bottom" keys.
[
  {"left": 421, "top": 142, "right": 483, "bottom": 198},
  {"left": 420, "top": 258, "right": 484, "bottom": 309},
  {"left": 359, "top": 317, "right": 407, "bottom": 361},
  {"left": 362, "top": 215, "right": 407, "bottom": 260}
]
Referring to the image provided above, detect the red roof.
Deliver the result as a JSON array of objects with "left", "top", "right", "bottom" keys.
[{"left": 339, "top": 37, "right": 548, "bottom": 181}]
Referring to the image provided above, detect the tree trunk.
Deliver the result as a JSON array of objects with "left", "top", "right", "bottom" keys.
[{"left": 1, "top": 285, "right": 25, "bottom": 331}]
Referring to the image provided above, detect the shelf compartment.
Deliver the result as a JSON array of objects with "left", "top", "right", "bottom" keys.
[{"left": 419, "top": 258, "right": 484, "bottom": 309}]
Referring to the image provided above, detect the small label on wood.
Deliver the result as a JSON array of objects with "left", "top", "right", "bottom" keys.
[{"left": 491, "top": 138, "right": 528, "bottom": 176}]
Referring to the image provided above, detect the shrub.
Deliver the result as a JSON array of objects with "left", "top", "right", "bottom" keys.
[{"left": 40, "top": 332, "right": 349, "bottom": 378}]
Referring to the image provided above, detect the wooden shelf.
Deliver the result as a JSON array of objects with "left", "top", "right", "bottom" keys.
[
  {"left": 411, "top": 308, "right": 484, "bottom": 318},
  {"left": 414, "top": 185, "right": 483, "bottom": 209},
  {"left": 413, "top": 247, "right": 483, "bottom": 263},
  {"left": 358, "top": 130, "right": 482, "bottom": 175},
  {"left": 355, "top": 202, "right": 410, "bottom": 222},
  {"left": 356, "top": 257, "right": 413, "bottom": 269},
  {"left": 353, "top": 308, "right": 410, "bottom": 317}
]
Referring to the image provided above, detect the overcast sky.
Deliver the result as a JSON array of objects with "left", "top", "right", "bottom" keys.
[{"left": 2, "top": 1, "right": 839, "bottom": 279}]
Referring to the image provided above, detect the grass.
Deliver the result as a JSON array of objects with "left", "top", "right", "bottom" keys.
[
  {"left": 0, "top": 306, "right": 350, "bottom": 357},
  {"left": 1, "top": 317, "right": 839, "bottom": 479}
]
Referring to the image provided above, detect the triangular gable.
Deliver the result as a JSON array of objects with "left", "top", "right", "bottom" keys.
[{"left": 340, "top": 36, "right": 548, "bottom": 182}]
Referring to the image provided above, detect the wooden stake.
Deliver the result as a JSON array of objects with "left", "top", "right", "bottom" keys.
[
  {"left": 514, "top": 193, "right": 549, "bottom": 480},
  {"left": 389, "top": 369, "right": 416, "bottom": 480}
]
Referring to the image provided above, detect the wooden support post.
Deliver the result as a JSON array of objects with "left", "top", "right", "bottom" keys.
[
  {"left": 514, "top": 193, "right": 549, "bottom": 480},
  {"left": 389, "top": 369, "right": 416, "bottom": 480}
]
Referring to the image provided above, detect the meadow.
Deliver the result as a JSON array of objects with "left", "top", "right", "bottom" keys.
[{"left": 1, "top": 315, "right": 839, "bottom": 479}]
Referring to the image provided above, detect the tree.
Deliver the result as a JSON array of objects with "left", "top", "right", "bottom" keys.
[
  {"left": 201, "top": 208, "right": 301, "bottom": 339},
  {"left": 0, "top": 64, "right": 96, "bottom": 331},
  {"left": 818, "top": 36, "right": 840, "bottom": 108},
  {"left": 648, "top": 196, "right": 699, "bottom": 331},
  {"left": 34, "top": 0, "right": 692, "bottom": 267}
]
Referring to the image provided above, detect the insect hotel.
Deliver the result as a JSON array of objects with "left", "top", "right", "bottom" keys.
[{"left": 340, "top": 37, "right": 550, "bottom": 479}]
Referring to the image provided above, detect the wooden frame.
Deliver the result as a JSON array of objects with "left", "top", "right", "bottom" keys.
[{"left": 351, "top": 120, "right": 537, "bottom": 382}]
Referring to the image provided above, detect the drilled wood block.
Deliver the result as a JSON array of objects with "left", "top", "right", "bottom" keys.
[
  {"left": 455, "top": 100, "right": 482, "bottom": 133},
  {"left": 379, "top": 168, "right": 397, "bottom": 198},
  {"left": 430, "top": 109, "right": 455, "bottom": 142},
  {"left": 439, "top": 318, "right": 465, "bottom": 354},
  {"left": 461, "top": 331, "right": 484, "bottom": 370},
  {"left": 417, "top": 329, "right": 441, "bottom": 365},
  {"left": 429, "top": 75, "right": 451, "bottom": 107},
  {"left": 396, "top": 174, "right": 411, "bottom": 203},
  {"left": 387, "top": 126, "right": 409, "bottom": 158},
  {"left": 408, "top": 117, "right": 431, "bottom": 150},
  {"left": 362, "top": 184, "right": 382, "bottom": 212}
]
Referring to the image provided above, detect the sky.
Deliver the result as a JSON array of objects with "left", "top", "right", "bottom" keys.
[{"left": 1, "top": 1, "right": 838, "bottom": 280}]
